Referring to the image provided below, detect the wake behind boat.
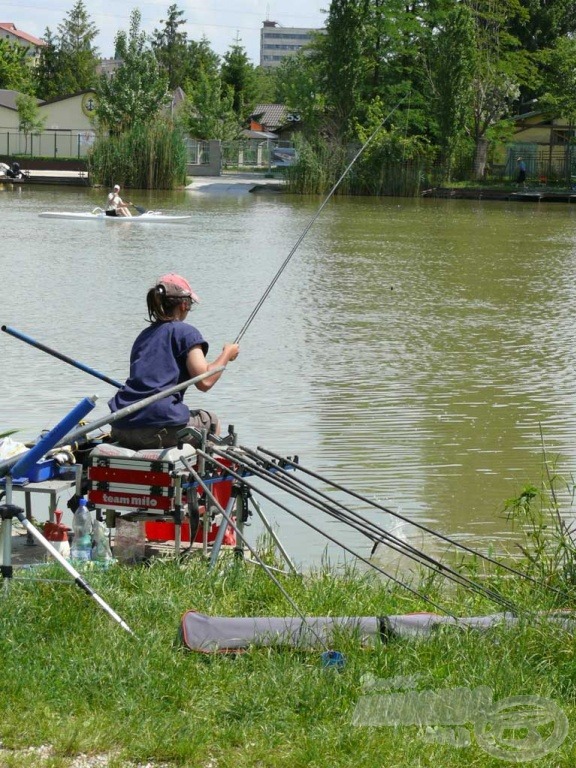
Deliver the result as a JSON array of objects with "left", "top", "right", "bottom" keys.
[{"left": 39, "top": 207, "right": 191, "bottom": 223}]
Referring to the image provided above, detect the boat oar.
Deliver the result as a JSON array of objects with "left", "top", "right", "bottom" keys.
[
  {"left": 130, "top": 203, "right": 146, "bottom": 214},
  {"left": 1, "top": 325, "right": 122, "bottom": 388}
]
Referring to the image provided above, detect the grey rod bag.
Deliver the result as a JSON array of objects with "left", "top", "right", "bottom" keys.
[
  {"left": 180, "top": 611, "right": 381, "bottom": 652},
  {"left": 181, "top": 611, "right": 576, "bottom": 653}
]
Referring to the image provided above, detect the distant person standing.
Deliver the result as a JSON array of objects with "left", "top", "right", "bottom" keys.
[
  {"left": 516, "top": 157, "right": 527, "bottom": 185},
  {"left": 105, "top": 184, "right": 132, "bottom": 217}
]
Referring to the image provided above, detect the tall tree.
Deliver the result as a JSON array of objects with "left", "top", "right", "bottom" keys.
[
  {"left": 152, "top": 4, "right": 189, "bottom": 90},
  {"left": 179, "top": 70, "right": 238, "bottom": 140},
  {"left": 220, "top": 42, "right": 257, "bottom": 119},
  {"left": 96, "top": 10, "right": 170, "bottom": 134},
  {"left": 318, "top": 0, "right": 370, "bottom": 139},
  {"left": 55, "top": 0, "right": 99, "bottom": 92},
  {"left": 424, "top": 4, "right": 476, "bottom": 178},
  {"left": 34, "top": 29, "right": 61, "bottom": 99}
]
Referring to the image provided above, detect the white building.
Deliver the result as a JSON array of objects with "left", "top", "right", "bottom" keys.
[{"left": 260, "top": 20, "right": 323, "bottom": 69}]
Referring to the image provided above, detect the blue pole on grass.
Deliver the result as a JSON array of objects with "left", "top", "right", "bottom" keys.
[
  {"left": 10, "top": 396, "right": 97, "bottom": 479},
  {"left": 1, "top": 326, "right": 122, "bottom": 388}
]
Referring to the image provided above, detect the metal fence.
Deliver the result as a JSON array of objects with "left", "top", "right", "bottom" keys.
[{"left": 0, "top": 130, "right": 96, "bottom": 159}]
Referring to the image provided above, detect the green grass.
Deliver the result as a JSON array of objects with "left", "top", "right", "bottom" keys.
[{"left": 1, "top": 543, "right": 575, "bottom": 767}]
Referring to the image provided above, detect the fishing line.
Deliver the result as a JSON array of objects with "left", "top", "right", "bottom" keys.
[
  {"left": 218, "top": 447, "right": 517, "bottom": 613},
  {"left": 257, "top": 447, "right": 567, "bottom": 600},
  {"left": 202, "top": 449, "right": 455, "bottom": 617},
  {"left": 234, "top": 97, "right": 407, "bottom": 344}
]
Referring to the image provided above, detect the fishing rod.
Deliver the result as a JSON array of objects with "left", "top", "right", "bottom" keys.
[
  {"left": 230, "top": 446, "right": 518, "bottom": 609},
  {"left": 256, "top": 446, "right": 568, "bottom": 600},
  {"left": 198, "top": 449, "right": 455, "bottom": 617},
  {"left": 215, "top": 446, "right": 518, "bottom": 613},
  {"left": 1, "top": 325, "right": 122, "bottom": 388},
  {"left": 0, "top": 366, "right": 224, "bottom": 478},
  {"left": 234, "top": 98, "right": 407, "bottom": 344}
]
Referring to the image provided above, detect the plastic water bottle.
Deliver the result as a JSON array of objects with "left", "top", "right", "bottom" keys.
[
  {"left": 91, "top": 519, "right": 114, "bottom": 565},
  {"left": 70, "top": 498, "right": 92, "bottom": 562}
]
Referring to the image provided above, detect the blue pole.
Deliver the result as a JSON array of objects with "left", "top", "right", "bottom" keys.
[
  {"left": 10, "top": 396, "right": 97, "bottom": 479},
  {"left": 1, "top": 325, "right": 122, "bottom": 388}
]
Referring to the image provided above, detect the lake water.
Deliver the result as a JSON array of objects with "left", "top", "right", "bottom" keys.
[{"left": 2, "top": 182, "right": 576, "bottom": 566}]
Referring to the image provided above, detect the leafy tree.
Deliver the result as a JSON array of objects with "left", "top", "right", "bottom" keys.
[
  {"left": 0, "top": 39, "right": 34, "bottom": 93},
  {"left": 96, "top": 10, "right": 170, "bottom": 134},
  {"left": 318, "top": 0, "right": 370, "bottom": 139},
  {"left": 220, "top": 43, "right": 257, "bottom": 119},
  {"left": 16, "top": 93, "right": 46, "bottom": 153},
  {"left": 184, "top": 38, "right": 220, "bottom": 81},
  {"left": 253, "top": 66, "right": 277, "bottom": 104},
  {"left": 538, "top": 36, "right": 576, "bottom": 124},
  {"left": 508, "top": 0, "right": 576, "bottom": 53},
  {"left": 273, "top": 52, "right": 325, "bottom": 135},
  {"left": 178, "top": 70, "right": 239, "bottom": 140},
  {"left": 462, "top": 1, "right": 524, "bottom": 179},
  {"left": 152, "top": 4, "right": 189, "bottom": 90},
  {"left": 423, "top": 4, "right": 476, "bottom": 178}
]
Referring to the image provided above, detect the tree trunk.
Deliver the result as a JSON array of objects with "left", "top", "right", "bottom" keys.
[{"left": 473, "top": 137, "right": 489, "bottom": 180}]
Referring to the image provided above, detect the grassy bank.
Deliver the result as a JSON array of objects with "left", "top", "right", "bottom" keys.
[{"left": 0, "top": 528, "right": 575, "bottom": 768}]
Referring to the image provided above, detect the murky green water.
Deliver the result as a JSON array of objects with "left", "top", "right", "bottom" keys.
[{"left": 2, "top": 183, "right": 576, "bottom": 563}]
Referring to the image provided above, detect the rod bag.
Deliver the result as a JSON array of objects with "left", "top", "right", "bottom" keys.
[{"left": 181, "top": 610, "right": 576, "bottom": 653}]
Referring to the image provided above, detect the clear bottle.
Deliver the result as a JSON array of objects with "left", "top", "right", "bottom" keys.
[
  {"left": 91, "top": 519, "right": 114, "bottom": 564},
  {"left": 70, "top": 497, "right": 92, "bottom": 562}
]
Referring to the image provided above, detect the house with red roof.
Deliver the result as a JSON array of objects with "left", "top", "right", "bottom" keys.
[{"left": 0, "top": 23, "right": 45, "bottom": 61}]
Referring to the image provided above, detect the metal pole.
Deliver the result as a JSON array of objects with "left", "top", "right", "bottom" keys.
[
  {"left": 0, "top": 366, "right": 225, "bottom": 478},
  {"left": 2, "top": 326, "right": 123, "bottom": 388},
  {"left": 0, "top": 503, "right": 135, "bottom": 636}
]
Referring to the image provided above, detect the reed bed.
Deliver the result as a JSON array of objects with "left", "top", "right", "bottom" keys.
[{"left": 88, "top": 120, "right": 188, "bottom": 191}]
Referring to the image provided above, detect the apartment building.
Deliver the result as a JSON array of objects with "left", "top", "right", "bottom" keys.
[{"left": 260, "top": 20, "right": 323, "bottom": 68}]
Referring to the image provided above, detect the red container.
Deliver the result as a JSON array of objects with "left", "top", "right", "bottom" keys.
[{"left": 145, "top": 517, "right": 236, "bottom": 545}]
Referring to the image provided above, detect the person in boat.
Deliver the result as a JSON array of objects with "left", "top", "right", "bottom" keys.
[
  {"left": 108, "top": 273, "right": 240, "bottom": 449},
  {"left": 105, "top": 184, "right": 132, "bottom": 217}
]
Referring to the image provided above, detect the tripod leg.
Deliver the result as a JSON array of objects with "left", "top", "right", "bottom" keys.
[{"left": 0, "top": 503, "right": 135, "bottom": 636}]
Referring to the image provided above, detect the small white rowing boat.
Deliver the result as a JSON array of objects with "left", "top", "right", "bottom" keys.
[{"left": 39, "top": 207, "right": 191, "bottom": 223}]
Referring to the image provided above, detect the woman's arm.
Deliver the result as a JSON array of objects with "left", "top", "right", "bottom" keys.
[{"left": 186, "top": 343, "right": 239, "bottom": 392}]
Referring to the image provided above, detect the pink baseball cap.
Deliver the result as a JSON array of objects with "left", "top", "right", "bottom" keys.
[{"left": 156, "top": 273, "right": 200, "bottom": 303}]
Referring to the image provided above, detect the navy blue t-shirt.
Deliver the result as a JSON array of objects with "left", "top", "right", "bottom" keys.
[{"left": 109, "top": 321, "right": 209, "bottom": 428}]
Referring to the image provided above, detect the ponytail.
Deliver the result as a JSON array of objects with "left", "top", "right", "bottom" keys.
[{"left": 146, "top": 285, "right": 184, "bottom": 322}]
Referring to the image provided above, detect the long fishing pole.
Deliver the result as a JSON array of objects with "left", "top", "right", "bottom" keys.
[
  {"left": 198, "top": 449, "right": 455, "bottom": 617},
  {"left": 230, "top": 447, "right": 518, "bottom": 608},
  {"left": 2, "top": 325, "right": 122, "bottom": 388},
  {"left": 256, "top": 446, "right": 567, "bottom": 600},
  {"left": 234, "top": 98, "right": 406, "bottom": 344},
  {"left": 215, "top": 447, "right": 518, "bottom": 613},
  {"left": 0, "top": 366, "right": 224, "bottom": 478}
]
